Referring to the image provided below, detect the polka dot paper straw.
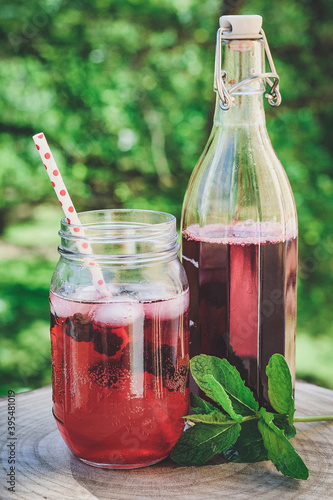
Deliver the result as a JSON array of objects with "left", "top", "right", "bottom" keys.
[{"left": 33, "top": 132, "right": 110, "bottom": 297}]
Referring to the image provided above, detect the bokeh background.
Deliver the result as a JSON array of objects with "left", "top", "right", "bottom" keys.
[{"left": 0, "top": 0, "right": 332, "bottom": 396}]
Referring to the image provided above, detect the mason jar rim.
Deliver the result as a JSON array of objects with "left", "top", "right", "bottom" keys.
[
  {"left": 58, "top": 208, "right": 180, "bottom": 265},
  {"left": 63, "top": 208, "right": 175, "bottom": 229}
]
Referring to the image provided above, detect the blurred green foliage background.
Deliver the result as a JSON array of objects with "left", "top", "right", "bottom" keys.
[{"left": 0, "top": 0, "right": 332, "bottom": 395}]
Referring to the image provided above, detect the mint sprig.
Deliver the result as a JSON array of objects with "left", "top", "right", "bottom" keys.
[{"left": 170, "top": 353, "right": 333, "bottom": 479}]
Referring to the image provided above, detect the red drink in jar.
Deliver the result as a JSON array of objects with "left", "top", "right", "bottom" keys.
[{"left": 50, "top": 286, "right": 189, "bottom": 468}]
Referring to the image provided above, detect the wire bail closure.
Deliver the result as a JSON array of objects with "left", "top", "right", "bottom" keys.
[{"left": 214, "top": 27, "right": 282, "bottom": 111}]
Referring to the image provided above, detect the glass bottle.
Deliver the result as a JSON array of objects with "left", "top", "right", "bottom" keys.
[
  {"left": 181, "top": 15, "right": 297, "bottom": 407},
  {"left": 50, "top": 209, "right": 189, "bottom": 468}
]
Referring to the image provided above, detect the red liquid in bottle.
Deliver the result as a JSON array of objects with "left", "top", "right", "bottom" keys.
[
  {"left": 50, "top": 289, "right": 189, "bottom": 468},
  {"left": 182, "top": 223, "right": 297, "bottom": 407}
]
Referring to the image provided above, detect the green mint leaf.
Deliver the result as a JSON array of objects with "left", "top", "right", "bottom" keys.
[
  {"left": 190, "top": 355, "right": 259, "bottom": 416},
  {"left": 185, "top": 411, "right": 235, "bottom": 425},
  {"left": 170, "top": 421, "right": 241, "bottom": 466},
  {"left": 273, "top": 414, "right": 297, "bottom": 439},
  {"left": 266, "top": 354, "right": 295, "bottom": 425},
  {"left": 258, "top": 408, "right": 309, "bottom": 480},
  {"left": 203, "top": 374, "right": 243, "bottom": 422},
  {"left": 224, "top": 419, "right": 268, "bottom": 463},
  {"left": 190, "top": 393, "right": 216, "bottom": 415}
]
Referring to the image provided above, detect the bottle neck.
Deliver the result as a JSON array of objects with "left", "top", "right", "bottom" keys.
[
  {"left": 213, "top": 92, "right": 266, "bottom": 126},
  {"left": 214, "top": 38, "right": 266, "bottom": 127}
]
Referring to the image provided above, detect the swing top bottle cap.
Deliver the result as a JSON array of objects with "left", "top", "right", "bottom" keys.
[{"left": 219, "top": 15, "right": 262, "bottom": 39}]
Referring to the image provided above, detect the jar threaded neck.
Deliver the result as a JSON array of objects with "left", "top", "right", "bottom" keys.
[{"left": 58, "top": 209, "right": 180, "bottom": 265}]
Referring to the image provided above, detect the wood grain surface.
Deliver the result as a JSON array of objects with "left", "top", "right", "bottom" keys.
[{"left": 0, "top": 381, "right": 333, "bottom": 500}]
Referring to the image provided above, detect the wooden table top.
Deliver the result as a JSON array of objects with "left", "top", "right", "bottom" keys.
[{"left": 0, "top": 381, "right": 332, "bottom": 500}]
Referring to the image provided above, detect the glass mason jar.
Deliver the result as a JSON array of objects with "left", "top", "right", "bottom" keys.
[{"left": 50, "top": 209, "right": 189, "bottom": 469}]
